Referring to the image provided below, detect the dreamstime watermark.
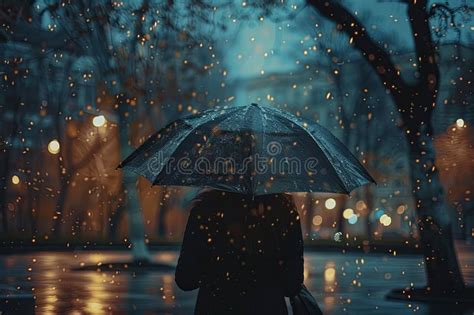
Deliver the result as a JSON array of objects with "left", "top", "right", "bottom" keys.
[{"left": 147, "top": 141, "right": 321, "bottom": 176}]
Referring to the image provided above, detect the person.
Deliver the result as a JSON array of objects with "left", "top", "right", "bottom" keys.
[{"left": 175, "top": 189, "right": 304, "bottom": 315}]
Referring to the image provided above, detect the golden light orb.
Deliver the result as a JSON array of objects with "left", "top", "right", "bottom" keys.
[
  {"left": 324, "top": 267, "right": 336, "bottom": 282},
  {"left": 356, "top": 200, "right": 366, "bottom": 211},
  {"left": 11, "top": 175, "right": 20, "bottom": 185},
  {"left": 312, "top": 215, "right": 323, "bottom": 226},
  {"left": 343, "top": 208, "right": 354, "bottom": 219},
  {"left": 396, "top": 205, "right": 406, "bottom": 215},
  {"left": 48, "top": 139, "right": 60, "bottom": 154},
  {"left": 325, "top": 198, "right": 336, "bottom": 210},
  {"left": 92, "top": 115, "right": 106, "bottom": 127},
  {"left": 379, "top": 214, "right": 392, "bottom": 227}
]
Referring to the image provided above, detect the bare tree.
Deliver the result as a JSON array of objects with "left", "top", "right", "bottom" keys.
[
  {"left": 306, "top": 0, "right": 471, "bottom": 295},
  {"left": 1, "top": 0, "right": 221, "bottom": 261}
]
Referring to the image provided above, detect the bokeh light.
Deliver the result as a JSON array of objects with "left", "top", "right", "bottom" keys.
[
  {"left": 379, "top": 214, "right": 392, "bottom": 227},
  {"left": 396, "top": 205, "right": 406, "bottom": 215},
  {"left": 375, "top": 209, "right": 385, "bottom": 219},
  {"left": 312, "top": 215, "right": 323, "bottom": 226},
  {"left": 92, "top": 115, "right": 106, "bottom": 127},
  {"left": 47, "top": 140, "right": 60, "bottom": 154},
  {"left": 324, "top": 266, "right": 336, "bottom": 283},
  {"left": 11, "top": 175, "right": 20, "bottom": 185},
  {"left": 355, "top": 200, "right": 366, "bottom": 211},
  {"left": 325, "top": 198, "right": 336, "bottom": 210},
  {"left": 347, "top": 214, "right": 358, "bottom": 225},
  {"left": 343, "top": 208, "right": 354, "bottom": 219}
]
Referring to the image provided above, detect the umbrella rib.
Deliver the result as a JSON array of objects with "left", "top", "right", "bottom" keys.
[
  {"left": 152, "top": 107, "right": 242, "bottom": 185},
  {"left": 270, "top": 111, "right": 350, "bottom": 194},
  {"left": 311, "top": 123, "right": 376, "bottom": 187},
  {"left": 258, "top": 105, "right": 267, "bottom": 195},
  {"left": 120, "top": 106, "right": 237, "bottom": 169},
  {"left": 119, "top": 119, "right": 188, "bottom": 169},
  {"left": 244, "top": 105, "right": 256, "bottom": 196},
  {"left": 266, "top": 106, "right": 374, "bottom": 186},
  {"left": 122, "top": 103, "right": 372, "bottom": 195}
]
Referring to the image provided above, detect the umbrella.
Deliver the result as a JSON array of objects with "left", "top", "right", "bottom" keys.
[{"left": 119, "top": 103, "right": 375, "bottom": 196}]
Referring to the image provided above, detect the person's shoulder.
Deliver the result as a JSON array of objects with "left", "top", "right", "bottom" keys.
[{"left": 188, "top": 189, "right": 220, "bottom": 215}]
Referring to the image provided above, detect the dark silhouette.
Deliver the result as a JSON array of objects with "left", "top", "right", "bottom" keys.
[{"left": 175, "top": 190, "right": 304, "bottom": 314}]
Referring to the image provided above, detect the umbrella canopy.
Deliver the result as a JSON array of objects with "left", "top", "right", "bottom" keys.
[{"left": 119, "top": 103, "right": 375, "bottom": 196}]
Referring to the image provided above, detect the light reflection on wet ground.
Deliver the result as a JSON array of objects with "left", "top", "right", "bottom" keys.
[{"left": 0, "top": 245, "right": 473, "bottom": 315}]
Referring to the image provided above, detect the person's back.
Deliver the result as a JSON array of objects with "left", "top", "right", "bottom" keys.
[{"left": 175, "top": 190, "right": 304, "bottom": 315}]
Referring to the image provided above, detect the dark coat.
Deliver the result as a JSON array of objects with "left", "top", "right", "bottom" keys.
[{"left": 175, "top": 190, "right": 304, "bottom": 315}]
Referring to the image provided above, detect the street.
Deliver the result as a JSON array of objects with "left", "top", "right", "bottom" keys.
[{"left": 1, "top": 244, "right": 473, "bottom": 314}]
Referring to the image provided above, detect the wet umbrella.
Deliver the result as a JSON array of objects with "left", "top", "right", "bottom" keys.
[{"left": 119, "top": 103, "right": 375, "bottom": 196}]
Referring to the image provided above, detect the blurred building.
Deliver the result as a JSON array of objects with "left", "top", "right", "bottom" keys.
[{"left": 229, "top": 43, "right": 474, "bottom": 241}]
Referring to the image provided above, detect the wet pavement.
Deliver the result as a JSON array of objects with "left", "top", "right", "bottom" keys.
[{"left": 0, "top": 244, "right": 473, "bottom": 315}]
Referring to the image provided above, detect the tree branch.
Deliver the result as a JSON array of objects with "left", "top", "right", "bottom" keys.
[
  {"left": 307, "top": 0, "right": 413, "bottom": 105},
  {"left": 407, "top": 0, "right": 439, "bottom": 96},
  {"left": 0, "top": 9, "right": 82, "bottom": 53}
]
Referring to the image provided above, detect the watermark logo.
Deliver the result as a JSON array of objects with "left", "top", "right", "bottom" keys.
[
  {"left": 266, "top": 141, "right": 282, "bottom": 156},
  {"left": 147, "top": 141, "right": 320, "bottom": 177}
]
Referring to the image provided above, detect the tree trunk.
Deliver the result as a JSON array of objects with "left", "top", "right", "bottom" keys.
[
  {"left": 30, "top": 191, "right": 39, "bottom": 235},
  {"left": 51, "top": 176, "right": 69, "bottom": 236},
  {"left": 406, "top": 122, "right": 465, "bottom": 293},
  {"left": 305, "top": 193, "right": 314, "bottom": 238},
  {"left": 336, "top": 198, "right": 345, "bottom": 235},
  {"left": 0, "top": 150, "right": 10, "bottom": 233},
  {"left": 122, "top": 179, "right": 150, "bottom": 262},
  {"left": 157, "top": 187, "right": 169, "bottom": 239},
  {"left": 118, "top": 115, "right": 150, "bottom": 263},
  {"left": 364, "top": 185, "right": 374, "bottom": 240},
  {"left": 108, "top": 193, "right": 125, "bottom": 239},
  {"left": 0, "top": 90, "right": 21, "bottom": 233}
]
